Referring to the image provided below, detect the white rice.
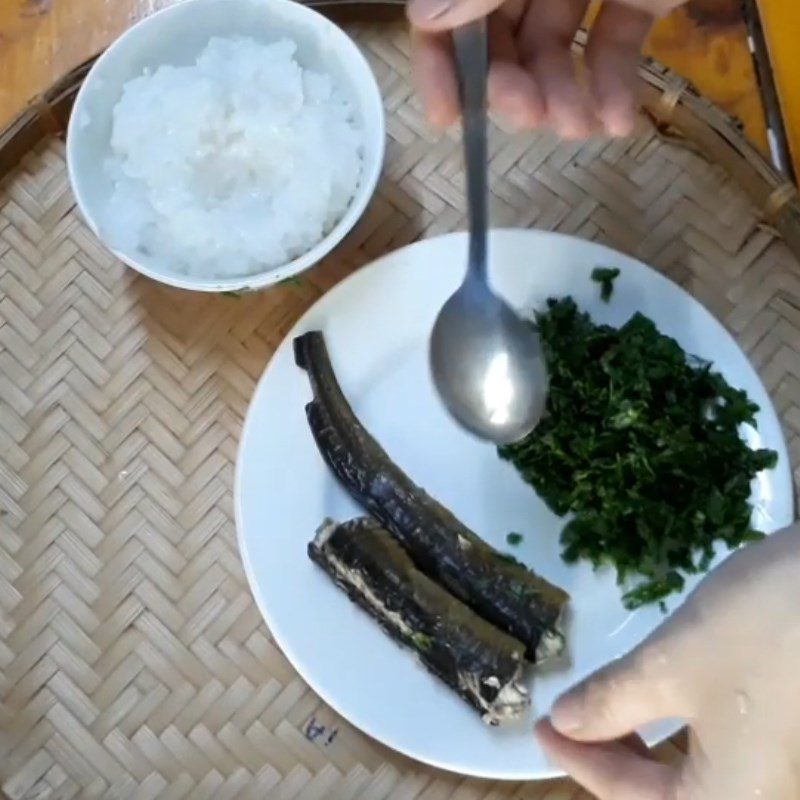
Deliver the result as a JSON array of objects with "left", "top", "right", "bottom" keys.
[{"left": 103, "top": 36, "right": 364, "bottom": 278}]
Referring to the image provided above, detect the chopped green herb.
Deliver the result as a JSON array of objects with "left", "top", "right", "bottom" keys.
[
  {"left": 499, "top": 297, "right": 777, "bottom": 609},
  {"left": 411, "top": 632, "right": 433, "bottom": 651},
  {"left": 591, "top": 267, "right": 621, "bottom": 302},
  {"left": 498, "top": 552, "right": 524, "bottom": 567},
  {"left": 279, "top": 275, "right": 305, "bottom": 288},
  {"left": 221, "top": 290, "right": 242, "bottom": 298},
  {"left": 506, "top": 532, "right": 524, "bottom": 546}
]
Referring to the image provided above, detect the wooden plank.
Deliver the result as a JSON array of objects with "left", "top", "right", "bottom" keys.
[
  {"left": 646, "top": 5, "right": 767, "bottom": 153},
  {"left": 757, "top": 0, "right": 800, "bottom": 172}
]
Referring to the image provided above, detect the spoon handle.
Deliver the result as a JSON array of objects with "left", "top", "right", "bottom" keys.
[{"left": 453, "top": 20, "right": 489, "bottom": 285}]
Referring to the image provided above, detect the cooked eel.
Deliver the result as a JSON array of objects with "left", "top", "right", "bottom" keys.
[
  {"left": 295, "top": 331, "right": 569, "bottom": 662},
  {"left": 309, "top": 517, "right": 530, "bottom": 723}
]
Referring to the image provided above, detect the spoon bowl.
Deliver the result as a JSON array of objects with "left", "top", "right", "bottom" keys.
[
  {"left": 430, "top": 279, "right": 549, "bottom": 444},
  {"left": 428, "top": 19, "right": 548, "bottom": 444}
]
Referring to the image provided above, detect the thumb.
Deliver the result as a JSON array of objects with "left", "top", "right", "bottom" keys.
[
  {"left": 406, "top": 0, "right": 505, "bottom": 33},
  {"left": 551, "top": 630, "right": 693, "bottom": 741},
  {"left": 535, "top": 719, "right": 677, "bottom": 800}
]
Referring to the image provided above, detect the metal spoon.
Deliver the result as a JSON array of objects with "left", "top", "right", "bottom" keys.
[{"left": 429, "top": 19, "right": 548, "bottom": 445}]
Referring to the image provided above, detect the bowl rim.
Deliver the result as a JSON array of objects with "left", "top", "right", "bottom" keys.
[{"left": 66, "top": 0, "right": 386, "bottom": 293}]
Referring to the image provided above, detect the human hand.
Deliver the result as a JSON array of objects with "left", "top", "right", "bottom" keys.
[
  {"left": 535, "top": 524, "right": 800, "bottom": 799},
  {"left": 407, "top": 0, "right": 684, "bottom": 138}
]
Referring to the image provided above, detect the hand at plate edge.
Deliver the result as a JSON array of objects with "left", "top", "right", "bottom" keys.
[{"left": 535, "top": 523, "right": 800, "bottom": 799}]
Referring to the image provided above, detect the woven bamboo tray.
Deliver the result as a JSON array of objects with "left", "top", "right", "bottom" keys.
[{"left": 2, "top": 4, "right": 800, "bottom": 798}]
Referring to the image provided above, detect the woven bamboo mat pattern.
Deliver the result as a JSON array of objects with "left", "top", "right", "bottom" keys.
[{"left": 1, "top": 21, "right": 799, "bottom": 800}]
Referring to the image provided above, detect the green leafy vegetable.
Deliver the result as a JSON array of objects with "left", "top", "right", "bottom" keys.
[
  {"left": 497, "top": 552, "right": 524, "bottom": 567},
  {"left": 591, "top": 267, "right": 621, "bottom": 302},
  {"left": 500, "top": 297, "right": 778, "bottom": 609},
  {"left": 506, "top": 532, "right": 524, "bottom": 546},
  {"left": 411, "top": 632, "right": 434, "bottom": 651}
]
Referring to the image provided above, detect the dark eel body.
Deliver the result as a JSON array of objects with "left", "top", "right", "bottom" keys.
[
  {"left": 310, "top": 517, "right": 530, "bottom": 723},
  {"left": 296, "top": 331, "right": 569, "bottom": 662}
]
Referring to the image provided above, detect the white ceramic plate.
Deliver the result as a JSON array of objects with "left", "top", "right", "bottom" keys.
[{"left": 235, "top": 230, "right": 793, "bottom": 780}]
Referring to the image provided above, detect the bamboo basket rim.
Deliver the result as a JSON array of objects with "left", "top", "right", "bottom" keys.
[{"left": 1, "top": 6, "right": 798, "bottom": 794}]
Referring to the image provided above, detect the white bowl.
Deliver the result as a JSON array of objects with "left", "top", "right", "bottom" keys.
[{"left": 66, "top": 0, "right": 385, "bottom": 293}]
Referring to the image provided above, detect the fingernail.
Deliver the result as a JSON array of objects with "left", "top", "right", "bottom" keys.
[
  {"left": 598, "top": 98, "right": 634, "bottom": 138},
  {"left": 532, "top": 719, "right": 559, "bottom": 766},
  {"left": 550, "top": 695, "right": 584, "bottom": 733},
  {"left": 532, "top": 716, "right": 552, "bottom": 739},
  {"left": 505, "top": 100, "right": 540, "bottom": 132},
  {"left": 552, "top": 113, "right": 590, "bottom": 142},
  {"left": 603, "top": 113, "right": 633, "bottom": 138},
  {"left": 414, "top": 0, "right": 453, "bottom": 20},
  {"left": 498, "top": 112, "right": 526, "bottom": 134}
]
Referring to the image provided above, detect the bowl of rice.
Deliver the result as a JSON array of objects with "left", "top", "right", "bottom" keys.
[{"left": 66, "top": 0, "right": 385, "bottom": 292}]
